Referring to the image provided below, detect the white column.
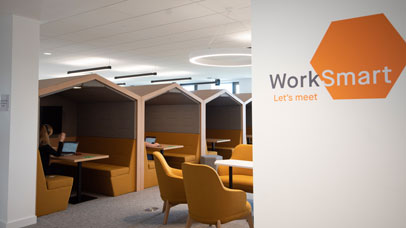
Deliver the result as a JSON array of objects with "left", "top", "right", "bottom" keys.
[
  {"left": 0, "top": 14, "right": 39, "bottom": 228},
  {"left": 238, "top": 78, "right": 252, "bottom": 93},
  {"left": 252, "top": 1, "right": 406, "bottom": 228}
]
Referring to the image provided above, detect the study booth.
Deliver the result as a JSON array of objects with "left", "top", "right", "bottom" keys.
[
  {"left": 125, "top": 83, "right": 203, "bottom": 189},
  {"left": 37, "top": 74, "right": 142, "bottom": 215},
  {"left": 192, "top": 90, "right": 244, "bottom": 159},
  {"left": 235, "top": 93, "right": 252, "bottom": 144}
]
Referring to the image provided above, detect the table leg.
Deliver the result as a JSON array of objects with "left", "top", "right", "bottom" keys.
[
  {"left": 69, "top": 162, "right": 97, "bottom": 204},
  {"left": 212, "top": 142, "right": 215, "bottom": 151},
  {"left": 229, "top": 166, "right": 233, "bottom": 189},
  {"left": 76, "top": 162, "right": 82, "bottom": 202}
]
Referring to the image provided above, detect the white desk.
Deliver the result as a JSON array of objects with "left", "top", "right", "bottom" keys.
[
  {"left": 215, "top": 159, "right": 253, "bottom": 189},
  {"left": 206, "top": 138, "right": 231, "bottom": 151}
]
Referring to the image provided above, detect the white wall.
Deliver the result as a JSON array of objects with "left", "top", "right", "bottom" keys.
[
  {"left": 0, "top": 14, "right": 39, "bottom": 228},
  {"left": 252, "top": 1, "right": 406, "bottom": 227}
]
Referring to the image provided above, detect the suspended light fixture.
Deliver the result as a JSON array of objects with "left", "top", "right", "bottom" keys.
[
  {"left": 151, "top": 77, "right": 192, "bottom": 83},
  {"left": 189, "top": 48, "right": 251, "bottom": 67},
  {"left": 181, "top": 79, "right": 220, "bottom": 86},
  {"left": 67, "top": 66, "right": 112, "bottom": 74},
  {"left": 114, "top": 72, "right": 157, "bottom": 79}
]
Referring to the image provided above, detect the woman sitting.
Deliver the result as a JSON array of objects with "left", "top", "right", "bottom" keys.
[{"left": 38, "top": 124, "right": 66, "bottom": 175}]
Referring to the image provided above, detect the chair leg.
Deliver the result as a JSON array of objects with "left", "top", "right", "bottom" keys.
[
  {"left": 162, "top": 200, "right": 167, "bottom": 213},
  {"left": 216, "top": 220, "right": 221, "bottom": 228},
  {"left": 163, "top": 200, "right": 171, "bottom": 225},
  {"left": 246, "top": 215, "right": 254, "bottom": 228},
  {"left": 185, "top": 215, "right": 193, "bottom": 228}
]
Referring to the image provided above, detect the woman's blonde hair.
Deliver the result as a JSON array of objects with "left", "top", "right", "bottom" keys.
[{"left": 39, "top": 124, "right": 53, "bottom": 146}]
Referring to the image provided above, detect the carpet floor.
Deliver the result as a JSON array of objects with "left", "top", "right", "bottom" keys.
[{"left": 28, "top": 187, "right": 253, "bottom": 228}]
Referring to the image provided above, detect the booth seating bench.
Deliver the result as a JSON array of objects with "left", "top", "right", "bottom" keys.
[
  {"left": 218, "top": 144, "right": 253, "bottom": 193},
  {"left": 36, "top": 151, "right": 73, "bottom": 216},
  {"left": 53, "top": 137, "right": 136, "bottom": 196},
  {"left": 145, "top": 132, "right": 200, "bottom": 169},
  {"left": 206, "top": 129, "right": 242, "bottom": 159}
]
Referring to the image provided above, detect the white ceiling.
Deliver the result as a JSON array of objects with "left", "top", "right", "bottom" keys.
[{"left": 4, "top": 0, "right": 252, "bottom": 85}]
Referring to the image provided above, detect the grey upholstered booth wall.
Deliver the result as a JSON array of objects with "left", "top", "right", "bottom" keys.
[
  {"left": 246, "top": 102, "right": 252, "bottom": 128},
  {"left": 77, "top": 101, "right": 136, "bottom": 139},
  {"left": 145, "top": 104, "right": 200, "bottom": 134},
  {"left": 40, "top": 95, "right": 78, "bottom": 137},
  {"left": 206, "top": 105, "right": 242, "bottom": 130}
]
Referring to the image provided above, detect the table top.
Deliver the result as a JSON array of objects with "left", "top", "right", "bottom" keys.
[
  {"left": 215, "top": 159, "right": 253, "bottom": 169},
  {"left": 146, "top": 144, "right": 184, "bottom": 151},
  {"left": 246, "top": 135, "right": 252, "bottom": 138},
  {"left": 51, "top": 152, "right": 109, "bottom": 163},
  {"left": 206, "top": 138, "right": 231, "bottom": 143}
]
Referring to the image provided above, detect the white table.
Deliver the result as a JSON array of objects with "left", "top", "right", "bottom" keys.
[
  {"left": 215, "top": 159, "right": 253, "bottom": 189},
  {"left": 206, "top": 138, "right": 231, "bottom": 151}
]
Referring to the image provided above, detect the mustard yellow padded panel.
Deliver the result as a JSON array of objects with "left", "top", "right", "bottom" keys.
[
  {"left": 46, "top": 175, "right": 73, "bottom": 190},
  {"left": 145, "top": 132, "right": 200, "bottom": 157},
  {"left": 206, "top": 129, "right": 242, "bottom": 147},
  {"left": 77, "top": 136, "right": 135, "bottom": 167},
  {"left": 36, "top": 151, "right": 72, "bottom": 216}
]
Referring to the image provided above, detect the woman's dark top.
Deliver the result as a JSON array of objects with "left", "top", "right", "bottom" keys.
[{"left": 39, "top": 142, "right": 63, "bottom": 175}]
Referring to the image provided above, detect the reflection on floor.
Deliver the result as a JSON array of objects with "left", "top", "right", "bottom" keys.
[{"left": 29, "top": 186, "right": 254, "bottom": 228}]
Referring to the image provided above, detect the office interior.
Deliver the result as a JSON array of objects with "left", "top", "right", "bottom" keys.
[{"left": 1, "top": 0, "right": 405, "bottom": 228}]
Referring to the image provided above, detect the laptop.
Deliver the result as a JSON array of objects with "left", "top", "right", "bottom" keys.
[
  {"left": 61, "top": 142, "right": 79, "bottom": 155},
  {"left": 145, "top": 136, "right": 156, "bottom": 144}
]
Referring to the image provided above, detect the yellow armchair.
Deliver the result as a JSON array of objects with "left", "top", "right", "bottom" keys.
[
  {"left": 153, "top": 152, "right": 187, "bottom": 224},
  {"left": 182, "top": 163, "right": 253, "bottom": 228},
  {"left": 36, "top": 151, "right": 73, "bottom": 216},
  {"left": 218, "top": 144, "right": 253, "bottom": 193}
]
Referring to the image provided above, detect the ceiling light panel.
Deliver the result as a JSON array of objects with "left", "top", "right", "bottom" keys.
[
  {"left": 114, "top": 65, "right": 156, "bottom": 72},
  {"left": 63, "top": 57, "right": 110, "bottom": 66}
]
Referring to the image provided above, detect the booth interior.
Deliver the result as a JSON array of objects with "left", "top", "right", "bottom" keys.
[
  {"left": 193, "top": 90, "right": 243, "bottom": 159},
  {"left": 38, "top": 75, "right": 139, "bottom": 203},
  {"left": 126, "top": 84, "right": 202, "bottom": 188}
]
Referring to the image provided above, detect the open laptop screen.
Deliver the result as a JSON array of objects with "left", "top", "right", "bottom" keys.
[
  {"left": 145, "top": 136, "right": 156, "bottom": 144},
  {"left": 62, "top": 142, "right": 79, "bottom": 153}
]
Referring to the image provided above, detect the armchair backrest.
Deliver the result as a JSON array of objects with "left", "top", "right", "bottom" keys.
[
  {"left": 153, "top": 152, "right": 186, "bottom": 202},
  {"left": 182, "top": 163, "right": 237, "bottom": 221},
  {"left": 218, "top": 144, "right": 253, "bottom": 176}
]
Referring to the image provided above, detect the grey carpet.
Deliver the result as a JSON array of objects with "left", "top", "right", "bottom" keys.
[{"left": 28, "top": 187, "right": 253, "bottom": 228}]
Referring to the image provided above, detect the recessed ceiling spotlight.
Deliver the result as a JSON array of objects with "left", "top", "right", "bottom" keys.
[
  {"left": 232, "top": 31, "right": 252, "bottom": 42},
  {"left": 43, "top": 52, "right": 52, "bottom": 56},
  {"left": 189, "top": 48, "right": 251, "bottom": 67}
]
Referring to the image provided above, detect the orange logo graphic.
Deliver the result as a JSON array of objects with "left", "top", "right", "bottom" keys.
[{"left": 311, "top": 14, "right": 406, "bottom": 99}]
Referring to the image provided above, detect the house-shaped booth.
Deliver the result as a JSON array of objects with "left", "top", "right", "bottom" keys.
[
  {"left": 125, "top": 83, "right": 203, "bottom": 189},
  {"left": 235, "top": 93, "right": 252, "bottom": 144},
  {"left": 38, "top": 74, "right": 142, "bottom": 196},
  {"left": 192, "top": 89, "right": 244, "bottom": 159}
]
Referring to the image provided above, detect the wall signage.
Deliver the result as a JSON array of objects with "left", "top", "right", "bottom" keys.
[
  {"left": 0, "top": 94, "right": 10, "bottom": 111},
  {"left": 270, "top": 13, "right": 406, "bottom": 102}
]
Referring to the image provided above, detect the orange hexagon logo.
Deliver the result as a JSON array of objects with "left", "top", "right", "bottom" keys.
[{"left": 311, "top": 13, "right": 406, "bottom": 99}]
